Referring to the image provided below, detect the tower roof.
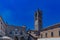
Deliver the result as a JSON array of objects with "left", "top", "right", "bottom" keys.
[
  {"left": 34, "top": 8, "right": 42, "bottom": 17},
  {"left": 37, "top": 8, "right": 42, "bottom": 13},
  {"left": 35, "top": 8, "right": 42, "bottom": 16}
]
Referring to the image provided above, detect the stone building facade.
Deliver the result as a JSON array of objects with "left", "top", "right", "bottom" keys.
[
  {"left": 6, "top": 25, "right": 28, "bottom": 40},
  {"left": 0, "top": 16, "right": 6, "bottom": 36},
  {"left": 0, "top": 16, "right": 28, "bottom": 40},
  {"left": 40, "top": 23, "right": 60, "bottom": 38}
]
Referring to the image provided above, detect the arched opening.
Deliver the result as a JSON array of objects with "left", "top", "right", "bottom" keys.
[
  {"left": 28, "top": 36, "right": 31, "bottom": 40},
  {"left": 14, "top": 36, "right": 18, "bottom": 40},
  {"left": 20, "top": 37, "right": 25, "bottom": 40}
]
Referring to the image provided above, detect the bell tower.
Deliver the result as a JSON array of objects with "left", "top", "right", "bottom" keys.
[{"left": 34, "top": 9, "right": 42, "bottom": 31}]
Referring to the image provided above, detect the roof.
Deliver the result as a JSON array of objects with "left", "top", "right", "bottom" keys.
[
  {"left": 29, "top": 30, "right": 38, "bottom": 32},
  {"left": 42, "top": 23, "right": 60, "bottom": 31},
  {"left": 28, "top": 33, "right": 39, "bottom": 39},
  {"left": 28, "top": 30, "right": 40, "bottom": 39}
]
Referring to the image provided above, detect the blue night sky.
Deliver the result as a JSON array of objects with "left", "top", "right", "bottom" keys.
[{"left": 0, "top": 0, "right": 60, "bottom": 30}]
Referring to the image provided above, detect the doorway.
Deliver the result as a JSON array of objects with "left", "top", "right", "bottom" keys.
[{"left": 14, "top": 36, "right": 18, "bottom": 40}]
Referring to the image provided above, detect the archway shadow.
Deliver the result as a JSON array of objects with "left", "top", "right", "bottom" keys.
[{"left": 14, "top": 36, "right": 18, "bottom": 40}]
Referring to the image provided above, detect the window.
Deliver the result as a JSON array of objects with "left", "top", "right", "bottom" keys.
[
  {"left": 20, "top": 31, "right": 23, "bottom": 35},
  {"left": 10, "top": 31, "right": 12, "bottom": 34},
  {"left": 59, "top": 31, "right": 60, "bottom": 36},
  {"left": 1, "top": 22, "right": 2, "bottom": 24},
  {"left": 15, "top": 32, "right": 18, "bottom": 34},
  {"left": 51, "top": 32, "right": 53, "bottom": 37},
  {"left": 45, "top": 33, "right": 47, "bottom": 37},
  {"left": 35, "top": 13, "right": 37, "bottom": 20}
]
